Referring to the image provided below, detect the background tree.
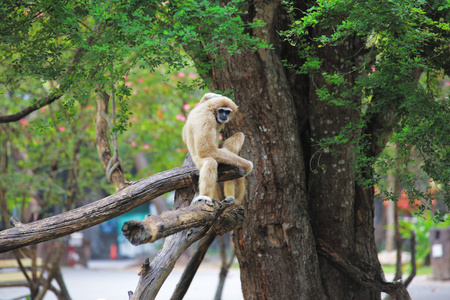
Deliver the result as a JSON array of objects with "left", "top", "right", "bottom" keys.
[{"left": 1, "top": 1, "right": 450, "bottom": 300}]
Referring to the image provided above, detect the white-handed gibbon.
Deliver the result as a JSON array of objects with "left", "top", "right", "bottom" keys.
[{"left": 182, "top": 93, "right": 253, "bottom": 204}]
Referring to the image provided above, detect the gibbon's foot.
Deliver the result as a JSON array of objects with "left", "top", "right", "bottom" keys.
[
  {"left": 191, "top": 195, "right": 213, "bottom": 205},
  {"left": 222, "top": 196, "right": 236, "bottom": 204}
]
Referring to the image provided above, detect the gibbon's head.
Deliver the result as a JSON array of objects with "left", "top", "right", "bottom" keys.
[{"left": 205, "top": 96, "right": 238, "bottom": 124}]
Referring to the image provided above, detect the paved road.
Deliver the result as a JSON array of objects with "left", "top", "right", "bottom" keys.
[{"left": 1, "top": 260, "right": 450, "bottom": 300}]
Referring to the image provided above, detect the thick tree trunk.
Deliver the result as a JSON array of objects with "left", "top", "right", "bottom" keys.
[
  {"left": 207, "top": 1, "right": 326, "bottom": 299},
  {"left": 198, "top": 0, "right": 384, "bottom": 299},
  {"left": 307, "top": 25, "right": 382, "bottom": 300}
]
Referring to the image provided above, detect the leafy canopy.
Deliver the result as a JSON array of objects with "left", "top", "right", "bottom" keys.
[{"left": 282, "top": 0, "right": 450, "bottom": 217}]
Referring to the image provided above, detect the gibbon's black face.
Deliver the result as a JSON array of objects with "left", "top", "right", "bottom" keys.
[{"left": 216, "top": 107, "right": 233, "bottom": 124}]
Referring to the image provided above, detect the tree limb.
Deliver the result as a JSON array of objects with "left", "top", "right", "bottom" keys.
[
  {"left": 96, "top": 91, "right": 128, "bottom": 191},
  {"left": 171, "top": 233, "right": 217, "bottom": 300},
  {"left": 0, "top": 44, "right": 87, "bottom": 124},
  {"left": 129, "top": 201, "right": 243, "bottom": 299},
  {"left": 122, "top": 202, "right": 216, "bottom": 245},
  {"left": 122, "top": 200, "right": 244, "bottom": 246},
  {"left": 317, "top": 239, "right": 411, "bottom": 299},
  {"left": 0, "top": 93, "right": 63, "bottom": 123},
  {"left": 0, "top": 164, "right": 245, "bottom": 253}
]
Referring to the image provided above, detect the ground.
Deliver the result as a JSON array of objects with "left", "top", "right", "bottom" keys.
[{"left": 1, "top": 259, "right": 449, "bottom": 300}]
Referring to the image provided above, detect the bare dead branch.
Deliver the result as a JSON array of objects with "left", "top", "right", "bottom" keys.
[
  {"left": 122, "top": 202, "right": 217, "bottom": 245},
  {"left": 214, "top": 235, "right": 236, "bottom": 300},
  {"left": 130, "top": 229, "right": 206, "bottom": 299},
  {"left": 0, "top": 164, "right": 245, "bottom": 253},
  {"left": 123, "top": 200, "right": 244, "bottom": 246},
  {"left": 129, "top": 201, "right": 243, "bottom": 299},
  {"left": 317, "top": 239, "right": 411, "bottom": 299},
  {"left": 171, "top": 233, "right": 217, "bottom": 300}
]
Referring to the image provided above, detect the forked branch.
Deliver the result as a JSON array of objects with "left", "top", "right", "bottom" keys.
[{"left": 0, "top": 164, "right": 245, "bottom": 253}]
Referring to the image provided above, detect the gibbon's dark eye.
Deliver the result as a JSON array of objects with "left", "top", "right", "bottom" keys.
[{"left": 217, "top": 108, "right": 232, "bottom": 123}]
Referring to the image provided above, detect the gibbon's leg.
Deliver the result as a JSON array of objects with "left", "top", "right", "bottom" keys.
[
  {"left": 221, "top": 133, "right": 246, "bottom": 203},
  {"left": 192, "top": 157, "right": 217, "bottom": 205},
  {"left": 233, "top": 177, "right": 246, "bottom": 203},
  {"left": 220, "top": 132, "right": 245, "bottom": 153}
]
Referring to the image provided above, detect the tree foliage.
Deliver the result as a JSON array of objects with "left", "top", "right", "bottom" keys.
[
  {"left": 0, "top": 0, "right": 265, "bottom": 214},
  {"left": 282, "top": 0, "right": 450, "bottom": 217}
]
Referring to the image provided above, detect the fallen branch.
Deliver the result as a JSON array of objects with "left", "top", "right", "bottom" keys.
[
  {"left": 317, "top": 239, "right": 411, "bottom": 300},
  {"left": 0, "top": 164, "right": 245, "bottom": 253}
]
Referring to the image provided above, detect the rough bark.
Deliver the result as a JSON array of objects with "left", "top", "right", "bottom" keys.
[
  {"left": 205, "top": 1, "right": 327, "bottom": 299},
  {"left": 0, "top": 164, "right": 245, "bottom": 253},
  {"left": 96, "top": 91, "right": 128, "bottom": 191},
  {"left": 122, "top": 201, "right": 243, "bottom": 245},
  {"left": 191, "top": 0, "right": 409, "bottom": 299}
]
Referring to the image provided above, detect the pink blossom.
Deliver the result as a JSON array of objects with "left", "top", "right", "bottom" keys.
[
  {"left": 20, "top": 118, "right": 28, "bottom": 125},
  {"left": 138, "top": 78, "right": 144, "bottom": 83},
  {"left": 405, "top": 143, "right": 408, "bottom": 147},
  {"left": 219, "top": 134, "right": 223, "bottom": 140},
  {"left": 36, "top": 12, "right": 43, "bottom": 18},
  {"left": 188, "top": 73, "right": 196, "bottom": 79},
  {"left": 371, "top": 67, "right": 376, "bottom": 72},
  {"left": 177, "top": 71, "right": 185, "bottom": 78},
  {"left": 162, "top": 1, "right": 169, "bottom": 6},
  {"left": 40, "top": 108, "right": 46, "bottom": 113},
  {"left": 445, "top": 81, "right": 450, "bottom": 86},
  {"left": 130, "top": 141, "right": 137, "bottom": 147},
  {"left": 86, "top": 105, "right": 93, "bottom": 110},
  {"left": 125, "top": 81, "right": 132, "bottom": 87},
  {"left": 58, "top": 126, "right": 65, "bottom": 132},
  {"left": 176, "top": 114, "right": 186, "bottom": 121},
  {"left": 155, "top": 134, "right": 160, "bottom": 139},
  {"left": 133, "top": 89, "right": 138, "bottom": 95},
  {"left": 183, "top": 103, "right": 190, "bottom": 110},
  {"left": 131, "top": 116, "right": 138, "bottom": 121},
  {"left": 123, "top": 75, "right": 128, "bottom": 80},
  {"left": 143, "top": 144, "right": 150, "bottom": 149}
]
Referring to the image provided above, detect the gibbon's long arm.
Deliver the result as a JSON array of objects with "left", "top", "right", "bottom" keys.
[{"left": 195, "top": 125, "right": 253, "bottom": 174}]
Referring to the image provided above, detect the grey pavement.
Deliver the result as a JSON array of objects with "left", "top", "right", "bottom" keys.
[
  {"left": 1, "top": 260, "right": 450, "bottom": 299},
  {"left": 0, "top": 259, "right": 243, "bottom": 300}
]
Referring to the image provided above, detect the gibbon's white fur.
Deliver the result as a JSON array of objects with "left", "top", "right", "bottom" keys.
[{"left": 182, "top": 93, "right": 253, "bottom": 204}]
